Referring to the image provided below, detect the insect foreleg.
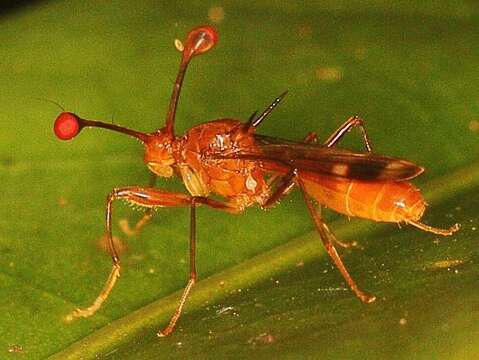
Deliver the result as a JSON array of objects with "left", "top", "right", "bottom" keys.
[
  {"left": 297, "top": 179, "right": 376, "bottom": 304},
  {"left": 66, "top": 185, "right": 238, "bottom": 333},
  {"left": 325, "top": 116, "right": 372, "bottom": 152},
  {"left": 119, "top": 173, "right": 158, "bottom": 236},
  {"left": 65, "top": 188, "right": 128, "bottom": 321}
]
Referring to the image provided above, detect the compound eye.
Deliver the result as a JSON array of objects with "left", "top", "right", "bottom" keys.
[
  {"left": 182, "top": 25, "right": 218, "bottom": 60},
  {"left": 54, "top": 112, "right": 81, "bottom": 140}
]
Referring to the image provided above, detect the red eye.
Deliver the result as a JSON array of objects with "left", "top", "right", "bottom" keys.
[
  {"left": 184, "top": 25, "right": 218, "bottom": 58},
  {"left": 54, "top": 112, "right": 81, "bottom": 140}
]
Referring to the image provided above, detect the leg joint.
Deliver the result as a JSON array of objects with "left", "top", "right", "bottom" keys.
[{"left": 107, "top": 187, "right": 126, "bottom": 202}]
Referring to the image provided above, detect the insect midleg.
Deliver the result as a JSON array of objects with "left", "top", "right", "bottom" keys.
[
  {"left": 158, "top": 198, "right": 198, "bottom": 337},
  {"left": 325, "top": 115, "right": 373, "bottom": 151},
  {"left": 158, "top": 195, "right": 242, "bottom": 335},
  {"left": 263, "top": 132, "right": 318, "bottom": 208},
  {"left": 297, "top": 178, "right": 376, "bottom": 304},
  {"left": 263, "top": 170, "right": 298, "bottom": 208}
]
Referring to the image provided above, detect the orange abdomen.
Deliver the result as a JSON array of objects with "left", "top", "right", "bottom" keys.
[{"left": 300, "top": 172, "right": 426, "bottom": 223}]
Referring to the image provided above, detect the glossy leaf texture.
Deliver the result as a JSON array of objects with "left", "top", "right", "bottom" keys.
[{"left": 0, "top": 1, "right": 477, "bottom": 359}]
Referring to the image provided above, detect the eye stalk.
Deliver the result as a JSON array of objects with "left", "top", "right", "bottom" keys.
[
  {"left": 164, "top": 25, "right": 218, "bottom": 138},
  {"left": 53, "top": 112, "right": 149, "bottom": 142},
  {"left": 53, "top": 26, "right": 219, "bottom": 143}
]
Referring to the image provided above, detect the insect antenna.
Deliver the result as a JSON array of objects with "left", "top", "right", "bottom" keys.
[
  {"left": 34, "top": 97, "right": 66, "bottom": 111},
  {"left": 247, "top": 110, "right": 258, "bottom": 122},
  {"left": 164, "top": 26, "right": 218, "bottom": 138},
  {"left": 246, "top": 90, "right": 288, "bottom": 129},
  {"left": 53, "top": 112, "right": 149, "bottom": 142}
]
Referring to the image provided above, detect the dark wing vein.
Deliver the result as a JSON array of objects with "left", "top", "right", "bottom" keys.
[{"left": 212, "top": 142, "right": 423, "bottom": 181}]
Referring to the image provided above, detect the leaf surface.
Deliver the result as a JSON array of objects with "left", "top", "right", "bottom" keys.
[{"left": 0, "top": 1, "right": 477, "bottom": 359}]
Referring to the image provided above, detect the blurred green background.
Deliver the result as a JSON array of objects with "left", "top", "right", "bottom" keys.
[{"left": 0, "top": 1, "right": 478, "bottom": 359}]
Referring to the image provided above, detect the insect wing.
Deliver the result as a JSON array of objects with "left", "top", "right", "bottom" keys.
[{"left": 215, "top": 143, "right": 424, "bottom": 181}]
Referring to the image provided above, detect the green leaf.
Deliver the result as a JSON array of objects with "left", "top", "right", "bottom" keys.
[
  {"left": 0, "top": 1, "right": 477, "bottom": 359},
  {"left": 48, "top": 164, "right": 479, "bottom": 359}
]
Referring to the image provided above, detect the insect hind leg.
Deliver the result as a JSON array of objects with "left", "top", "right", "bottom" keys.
[
  {"left": 325, "top": 115, "right": 372, "bottom": 152},
  {"left": 297, "top": 179, "right": 376, "bottom": 304}
]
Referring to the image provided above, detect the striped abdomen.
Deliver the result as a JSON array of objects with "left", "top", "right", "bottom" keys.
[{"left": 300, "top": 172, "right": 426, "bottom": 223}]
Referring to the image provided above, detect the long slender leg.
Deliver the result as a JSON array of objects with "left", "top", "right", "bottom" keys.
[
  {"left": 325, "top": 115, "right": 373, "bottom": 151},
  {"left": 325, "top": 118, "right": 460, "bottom": 237},
  {"left": 265, "top": 115, "right": 373, "bottom": 208},
  {"left": 262, "top": 132, "right": 318, "bottom": 208},
  {"left": 266, "top": 115, "right": 374, "bottom": 206},
  {"left": 264, "top": 117, "right": 375, "bottom": 243},
  {"left": 66, "top": 186, "right": 238, "bottom": 331},
  {"left": 265, "top": 175, "right": 357, "bottom": 250},
  {"left": 263, "top": 170, "right": 298, "bottom": 209},
  {"left": 314, "top": 205, "right": 359, "bottom": 249},
  {"left": 119, "top": 173, "right": 158, "bottom": 236},
  {"left": 158, "top": 198, "right": 197, "bottom": 337},
  {"left": 297, "top": 179, "right": 376, "bottom": 304},
  {"left": 66, "top": 189, "right": 122, "bottom": 321}
]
